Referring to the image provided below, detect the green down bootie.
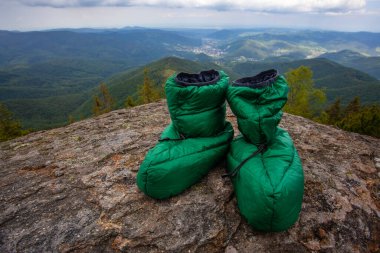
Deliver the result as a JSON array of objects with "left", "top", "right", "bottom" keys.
[
  {"left": 137, "top": 70, "right": 234, "bottom": 199},
  {"left": 226, "top": 69, "right": 304, "bottom": 232}
]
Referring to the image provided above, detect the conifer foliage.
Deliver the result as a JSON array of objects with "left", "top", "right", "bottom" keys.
[
  {"left": 92, "top": 83, "right": 115, "bottom": 116},
  {"left": 0, "top": 103, "right": 26, "bottom": 142},
  {"left": 282, "top": 66, "right": 379, "bottom": 138},
  {"left": 320, "top": 97, "right": 380, "bottom": 137},
  {"left": 124, "top": 68, "right": 162, "bottom": 109},
  {"left": 320, "top": 98, "right": 343, "bottom": 125},
  {"left": 138, "top": 68, "right": 161, "bottom": 104},
  {"left": 125, "top": 96, "right": 137, "bottom": 108}
]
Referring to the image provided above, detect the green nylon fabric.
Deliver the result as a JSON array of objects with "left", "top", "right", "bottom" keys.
[
  {"left": 226, "top": 75, "right": 304, "bottom": 232},
  {"left": 137, "top": 70, "right": 233, "bottom": 199},
  {"left": 165, "top": 71, "right": 229, "bottom": 138},
  {"left": 227, "top": 75, "right": 288, "bottom": 145},
  {"left": 137, "top": 122, "right": 233, "bottom": 199}
]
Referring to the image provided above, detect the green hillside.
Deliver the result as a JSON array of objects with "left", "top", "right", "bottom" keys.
[
  {"left": 222, "top": 39, "right": 309, "bottom": 61},
  {"left": 0, "top": 59, "right": 128, "bottom": 100},
  {"left": 2, "top": 55, "right": 379, "bottom": 131},
  {"left": 1, "top": 28, "right": 379, "bottom": 132},
  {"left": 211, "top": 30, "right": 380, "bottom": 57},
  {"left": 0, "top": 29, "right": 207, "bottom": 130},
  {"left": 73, "top": 57, "right": 237, "bottom": 118},
  {"left": 0, "top": 59, "right": 129, "bottom": 129},
  {"left": 0, "top": 56, "right": 233, "bottom": 130},
  {"left": 319, "top": 50, "right": 380, "bottom": 79},
  {"left": 5, "top": 93, "right": 88, "bottom": 130},
  {"left": 232, "top": 58, "right": 380, "bottom": 104},
  {"left": 0, "top": 29, "right": 200, "bottom": 66}
]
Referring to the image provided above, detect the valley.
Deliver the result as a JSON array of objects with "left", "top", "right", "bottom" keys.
[{"left": 0, "top": 28, "right": 379, "bottom": 130}]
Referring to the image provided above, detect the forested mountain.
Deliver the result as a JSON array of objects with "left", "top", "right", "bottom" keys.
[
  {"left": 0, "top": 57, "right": 228, "bottom": 130},
  {"left": 232, "top": 58, "right": 380, "bottom": 104},
  {"left": 73, "top": 57, "right": 380, "bottom": 122},
  {"left": 319, "top": 50, "right": 380, "bottom": 79},
  {"left": 208, "top": 29, "right": 380, "bottom": 62},
  {"left": 0, "top": 28, "right": 204, "bottom": 129},
  {"left": 0, "top": 59, "right": 128, "bottom": 129},
  {"left": 0, "top": 29, "right": 201, "bottom": 66},
  {"left": 72, "top": 57, "right": 238, "bottom": 118},
  {"left": 0, "top": 28, "right": 379, "bottom": 131},
  {"left": 209, "top": 29, "right": 380, "bottom": 56},
  {"left": 2, "top": 55, "right": 379, "bottom": 130}
]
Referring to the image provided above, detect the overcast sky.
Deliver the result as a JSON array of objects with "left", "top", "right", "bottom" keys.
[{"left": 0, "top": 0, "right": 379, "bottom": 31}]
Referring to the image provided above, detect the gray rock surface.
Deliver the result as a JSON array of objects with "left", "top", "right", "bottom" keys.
[{"left": 1, "top": 100, "right": 379, "bottom": 253}]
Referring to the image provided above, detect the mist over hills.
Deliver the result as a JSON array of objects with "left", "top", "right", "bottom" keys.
[{"left": 0, "top": 27, "right": 379, "bottom": 130}]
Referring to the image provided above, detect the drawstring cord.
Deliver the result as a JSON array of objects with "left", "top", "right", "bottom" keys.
[
  {"left": 222, "top": 144, "right": 267, "bottom": 178},
  {"left": 158, "top": 134, "right": 186, "bottom": 142}
]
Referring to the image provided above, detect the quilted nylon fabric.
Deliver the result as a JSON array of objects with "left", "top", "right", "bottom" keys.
[
  {"left": 137, "top": 70, "right": 234, "bottom": 199},
  {"left": 137, "top": 122, "right": 233, "bottom": 199},
  {"left": 226, "top": 70, "right": 304, "bottom": 231},
  {"left": 165, "top": 71, "right": 229, "bottom": 137}
]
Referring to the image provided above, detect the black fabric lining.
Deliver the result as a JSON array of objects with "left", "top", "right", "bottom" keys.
[
  {"left": 233, "top": 69, "right": 278, "bottom": 88},
  {"left": 175, "top": 69, "right": 220, "bottom": 87}
]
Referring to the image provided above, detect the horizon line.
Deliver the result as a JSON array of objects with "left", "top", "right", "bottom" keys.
[{"left": 1, "top": 26, "right": 379, "bottom": 33}]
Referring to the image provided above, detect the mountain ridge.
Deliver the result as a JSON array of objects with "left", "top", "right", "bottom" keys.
[
  {"left": 1, "top": 27, "right": 380, "bottom": 130},
  {"left": 2, "top": 56, "right": 379, "bottom": 130},
  {"left": 319, "top": 50, "right": 380, "bottom": 79},
  {"left": 232, "top": 57, "right": 380, "bottom": 104}
]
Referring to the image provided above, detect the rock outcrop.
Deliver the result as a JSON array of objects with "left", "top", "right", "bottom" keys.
[{"left": 1, "top": 100, "right": 379, "bottom": 253}]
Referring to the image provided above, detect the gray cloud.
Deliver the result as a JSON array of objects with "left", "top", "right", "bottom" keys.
[{"left": 17, "top": 0, "right": 366, "bottom": 13}]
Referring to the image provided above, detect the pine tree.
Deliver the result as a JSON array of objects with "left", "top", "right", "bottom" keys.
[
  {"left": 0, "top": 103, "right": 25, "bottom": 142},
  {"left": 284, "top": 66, "right": 326, "bottom": 119},
  {"left": 344, "top": 96, "right": 360, "bottom": 116},
  {"left": 125, "top": 96, "right": 136, "bottom": 108},
  {"left": 319, "top": 96, "right": 380, "bottom": 138},
  {"left": 338, "top": 104, "right": 380, "bottom": 138},
  {"left": 92, "top": 95, "right": 101, "bottom": 116},
  {"left": 68, "top": 115, "right": 75, "bottom": 124},
  {"left": 138, "top": 68, "right": 161, "bottom": 104},
  {"left": 324, "top": 98, "right": 342, "bottom": 125},
  {"left": 92, "top": 83, "right": 115, "bottom": 116}
]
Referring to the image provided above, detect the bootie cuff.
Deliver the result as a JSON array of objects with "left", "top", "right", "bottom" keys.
[
  {"left": 233, "top": 69, "right": 278, "bottom": 88},
  {"left": 175, "top": 69, "right": 220, "bottom": 86}
]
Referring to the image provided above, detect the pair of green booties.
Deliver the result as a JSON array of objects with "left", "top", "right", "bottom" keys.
[{"left": 136, "top": 69, "right": 304, "bottom": 232}]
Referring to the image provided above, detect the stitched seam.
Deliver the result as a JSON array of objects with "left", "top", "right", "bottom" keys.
[
  {"left": 144, "top": 157, "right": 156, "bottom": 195},
  {"left": 262, "top": 152, "right": 275, "bottom": 231},
  {"left": 277, "top": 144, "right": 296, "bottom": 184},
  {"left": 148, "top": 132, "right": 233, "bottom": 167}
]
